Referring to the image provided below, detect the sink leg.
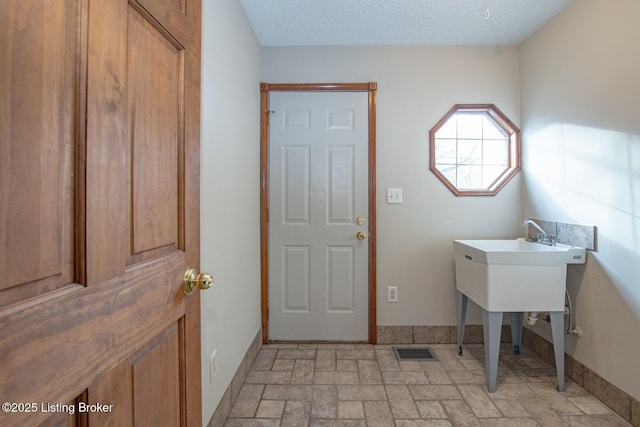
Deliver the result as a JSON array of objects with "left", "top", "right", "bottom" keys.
[
  {"left": 482, "top": 310, "right": 502, "bottom": 393},
  {"left": 550, "top": 311, "right": 565, "bottom": 391},
  {"left": 509, "top": 312, "right": 523, "bottom": 355},
  {"left": 456, "top": 291, "right": 468, "bottom": 356}
]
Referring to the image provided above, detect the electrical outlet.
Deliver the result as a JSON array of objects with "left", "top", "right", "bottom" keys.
[
  {"left": 209, "top": 349, "right": 218, "bottom": 382},
  {"left": 388, "top": 286, "right": 398, "bottom": 303}
]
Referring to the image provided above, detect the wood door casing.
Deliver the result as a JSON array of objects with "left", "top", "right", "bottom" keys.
[
  {"left": 259, "top": 82, "right": 378, "bottom": 344},
  {"left": 0, "top": 0, "right": 202, "bottom": 426}
]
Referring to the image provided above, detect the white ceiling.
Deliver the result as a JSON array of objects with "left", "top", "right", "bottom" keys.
[{"left": 240, "top": 0, "right": 572, "bottom": 46}]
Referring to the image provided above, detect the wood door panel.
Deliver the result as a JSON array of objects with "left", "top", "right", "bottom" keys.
[
  {"left": 131, "top": 323, "right": 182, "bottom": 426},
  {"left": 36, "top": 398, "right": 80, "bottom": 427},
  {"left": 88, "top": 322, "right": 183, "bottom": 426},
  {"left": 37, "top": 413, "right": 77, "bottom": 427},
  {"left": 85, "top": 0, "right": 128, "bottom": 285},
  {"left": 0, "top": 0, "right": 79, "bottom": 306},
  {"left": 87, "top": 361, "right": 132, "bottom": 426},
  {"left": 0, "top": 254, "right": 186, "bottom": 426},
  {"left": 135, "top": 0, "right": 188, "bottom": 42},
  {"left": 128, "top": 4, "right": 183, "bottom": 262}
]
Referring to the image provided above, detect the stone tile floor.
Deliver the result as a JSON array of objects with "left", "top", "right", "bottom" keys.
[{"left": 225, "top": 343, "right": 631, "bottom": 426}]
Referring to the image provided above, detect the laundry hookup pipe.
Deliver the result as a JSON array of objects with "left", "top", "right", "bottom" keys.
[{"left": 525, "top": 311, "right": 540, "bottom": 326}]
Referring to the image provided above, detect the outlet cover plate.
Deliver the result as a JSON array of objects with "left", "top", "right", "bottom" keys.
[{"left": 388, "top": 286, "right": 398, "bottom": 302}]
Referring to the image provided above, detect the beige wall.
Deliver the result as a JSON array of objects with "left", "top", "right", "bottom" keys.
[
  {"left": 262, "top": 46, "right": 523, "bottom": 327},
  {"left": 520, "top": 0, "right": 640, "bottom": 399},
  {"left": 200, "top": 0, "right": 262, "bottom": 424}
]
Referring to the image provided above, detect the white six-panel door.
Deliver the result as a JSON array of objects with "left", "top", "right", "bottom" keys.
[{"left": 269, "top": 91, "right": 369, "bottom": 341}]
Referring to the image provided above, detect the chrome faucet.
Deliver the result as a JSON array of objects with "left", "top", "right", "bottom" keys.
[{"left": 523, "top": 219, "right": 548, "bottom": 243}]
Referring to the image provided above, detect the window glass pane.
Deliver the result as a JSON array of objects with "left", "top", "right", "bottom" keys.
[
  {"left": 429, "top": 105, "right": 520, "bottom": 195},
  {"left": 457, "top": 165, "right": 482, "bottom": 189},
  {"left": 483, "top": 116, "right": 508, "bottom": 139},
  {"left": 436, "top": 164, "right": 457, "bottom": 186},
  {"left": 434, "top": 116, "right": 456, "bottom": 139},
  {"left": 457, "top": 113, "right": 483, "bottom": 139},
  {"left": 434, "top": 138, "right": 457, "bottom": 164},
  {"left": 483, "top": 139, "right": 508, "bottom": 165},
  {"left": 457, "top": 139, "right": 481, "bottom": 165},
  {"left": 483, "top": 165, "right": 507, "bottom": 188}
]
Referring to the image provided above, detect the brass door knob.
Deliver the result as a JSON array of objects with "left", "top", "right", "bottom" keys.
[
  {"left": 183, "top": 267, "right": 214, "bottom": 296},
  {"left": 356, "top": 231, "right": 366, "bottom": 241}
]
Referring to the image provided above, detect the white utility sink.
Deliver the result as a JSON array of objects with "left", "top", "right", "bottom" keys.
[
  {"left": 453, "top": 238, "right": 586, "bottom": 312},
  {"left": 453, "top": 237, "right": 586, "bottom": 392},
  {"left": 453, "top": 238, "right": 586, "bottom": 267}
]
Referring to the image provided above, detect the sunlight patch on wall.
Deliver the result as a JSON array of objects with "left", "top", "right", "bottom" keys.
[{"left": 523, "top": 122, "right": 640, "bottom": 315}]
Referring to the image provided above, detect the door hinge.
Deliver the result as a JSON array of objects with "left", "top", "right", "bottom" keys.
[{"left": 266, "top": 110, "right": 274, "bottom": 125}]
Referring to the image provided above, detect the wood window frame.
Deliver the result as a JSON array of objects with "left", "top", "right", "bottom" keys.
[
  {"left": 429, "top": 104, "right": 521, "bottom": 196},
  {"left": 259, "top": 82, "right": 378, "bottom": 344}
]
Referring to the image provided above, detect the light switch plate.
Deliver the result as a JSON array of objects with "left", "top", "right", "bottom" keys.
[{"left": 387, "top": 188, "right": 403, "bottom": 204}]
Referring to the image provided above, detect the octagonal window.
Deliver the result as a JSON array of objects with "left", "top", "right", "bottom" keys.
[{"left": 429, "top": 104, "right": 520, "bottom": 196}]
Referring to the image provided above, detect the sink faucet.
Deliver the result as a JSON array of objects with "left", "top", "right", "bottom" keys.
[{"left": 523, "top": 219, "right": 548, "bottom": 243}]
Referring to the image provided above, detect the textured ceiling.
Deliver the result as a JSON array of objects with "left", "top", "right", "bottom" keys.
[{"left": 240, "top": 0, "right": 572, "bottom": 46}]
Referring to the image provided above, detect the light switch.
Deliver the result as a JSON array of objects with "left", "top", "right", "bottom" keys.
[{"left": 386, "top": 188, "right": 403, "bottom": 204}]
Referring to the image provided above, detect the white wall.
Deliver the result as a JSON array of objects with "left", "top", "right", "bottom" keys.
[
  {"left": 520, "top": 0, "right": 640, "bottom": 399},
  {"left": 263, "top": 46, "right": 523, "bottom": 326},
  {"left": 200, "top": 1, "right": 262, "bottom": 424}
]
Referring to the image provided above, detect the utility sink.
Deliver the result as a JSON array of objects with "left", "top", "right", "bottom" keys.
[
  {"left": 453, "top": 237, "right": 586, "bottom": 392},
  {"left": 453, "top": 238, "right": 586, "bottom": 312},
  {"left": 454, "top": 238, "right": 586, "bottom": 267}
]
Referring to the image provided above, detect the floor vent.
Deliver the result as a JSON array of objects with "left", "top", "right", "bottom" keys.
[{"left": 392, "top": 347, "right": 437, "bottom": 361}]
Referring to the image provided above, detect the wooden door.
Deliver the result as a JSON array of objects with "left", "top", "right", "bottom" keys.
[
  {"left": 268, "top": 91, "right": 369, "bottom": 341},
  {"left": 0, "top": 0, "right": 202, "bottom": 426}
]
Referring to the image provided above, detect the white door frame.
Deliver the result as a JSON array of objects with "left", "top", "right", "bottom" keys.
[{"left": 260, "top": 82, "right": 378, "bottom": 343}]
